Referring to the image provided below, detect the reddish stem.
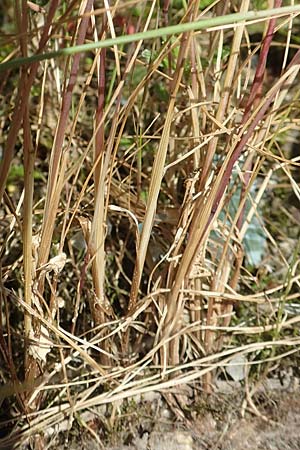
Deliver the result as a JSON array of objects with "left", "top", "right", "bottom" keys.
[{"left": 243, "top": 0, "right": 282, "bottom": 123}]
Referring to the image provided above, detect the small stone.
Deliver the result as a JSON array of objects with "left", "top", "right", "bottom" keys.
[{"left": 149, "top": 431, "right": 193, "bottom": 450}]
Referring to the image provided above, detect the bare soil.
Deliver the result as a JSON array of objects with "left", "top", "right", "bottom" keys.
[{"left": 46, "top": 380, "right": 300, "bottom": 450}]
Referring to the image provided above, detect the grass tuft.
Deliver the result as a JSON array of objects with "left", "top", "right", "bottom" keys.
[{"left": 0, "top": 0, "right": 300, "bottom": 447}]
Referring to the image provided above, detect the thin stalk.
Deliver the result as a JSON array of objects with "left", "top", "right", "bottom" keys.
[
  {"left": 37, "top": 0, "right": 94, "bottom": 284},
  {"left": 0, "top": 0, "right": 60, "bottom": 204},
  {"left": 1, "top": 5, "right": 300, "bottom": 73},
  {"left": 200, "top": 0, "right": 250, "bottom": 187},
  {"left": 23, "top": 105, "right": 35, "bottom": 379},
  {"left": 128, "top": 22, "right": 192, "bottom": 313}
]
